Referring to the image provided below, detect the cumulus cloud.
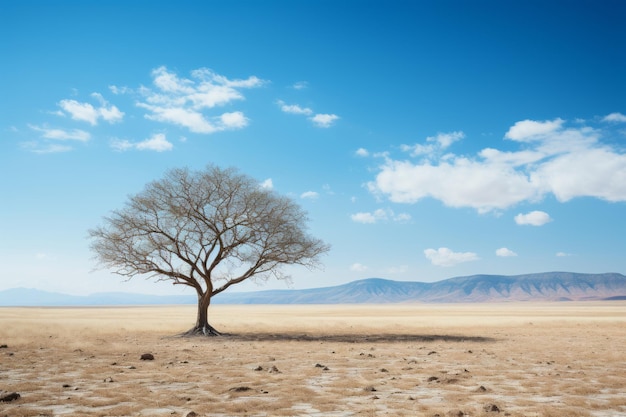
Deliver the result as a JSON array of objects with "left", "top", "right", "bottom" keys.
[
  {"left": 58, "top": 93, "right": 124, "bottom": 125},
  {"left": 277, "top": 100, "right": 313, "bottom": 115},
  {"left": 301, "top": 191, "right": 319, "bottom": 200},
  {"left": 278, "top": 101, "right": 340, "bottom": 128},
  {"left": 603, "top": 112, "right": 626, "bottom": 123},
  {"left": 21, "top": 142, "right": 73, "bottom": 154},
  {"left": 402, "top": 131, "right": 465, "bottom": 157},
  {"left": 355, "top": 148, "right": 369, "bottom": 157},
  {"left": 260, "top": 178, "right": 273, "bottom": 189},
  {"left": 350, "top": 208, "right": 411, "bottom": 224},
  {"left": 350, "top": 211, "right": 379, "bottom": 224},
  {"left": 424, "top": 247, "right": 479, "bottom": 267},
  {"left": 514, "top": 211, "right": 552, "bottom": 226},
  {"left": 496, "top": 247, "right": 518, "bottom": 257},
  {"left": 367, "top": 117, "right": 626, "bottom": 212},
  {"left": 111, "top": 133, "right": 173, "bottom": 152},
  {"left": 311, "top": 113, "right": 339, "bottom": 128},
  {"left": 134, "top": 66, "right": 263, "bottom": 134},
  {"left": 350, "top": 263, "right": 368, "bottom": 272},
  {"left": 29, "top": 124, "right": 91, "bottom": 141},
  {"left": 556, "top": 251, "right": 572, "bottom": 257},
  {"left": 292, "top": 81, "right": 308, "bottom": 90},
  {"left": 505, "top": 118, "right": 564, "bottom": 141}
]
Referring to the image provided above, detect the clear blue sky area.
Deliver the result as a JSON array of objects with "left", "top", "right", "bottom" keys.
[{"left": 1, "top": 1, "right": 625, "bottom": 295}]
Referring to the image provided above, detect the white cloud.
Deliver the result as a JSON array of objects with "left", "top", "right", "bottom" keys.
[
  {"left": 292, "top": 81, "right": 308, "bottom": 90},
  {"left": 58, "top": 100, "right": 98, "bottom": 125},
  {"left": 29, "top": 124, "right": 90, "bottom": 141},
  {"left": 350, "top": 208, "right": 411, "bottom": 224},
  {"left": 310, "top": 113, "right": 339, "bottom": 128},
  {"left": 220, "top": 111, "right": 248, "bottom": 129},
  {"left": 355, "top": 148, "right": 369, "bottom": 157},
  {"left": 402, "top": 131, "right": 465, "bottom": 157},
  {"left": 301, "top": 191, "right": 319, "bottom": 200},
  {"left": 21, "top": 142, "right": 73, "bottom": 154},
  {"left": 277, "top": 100, "right": 313, "bottom": 115},
  {"left": 135, "top": 66, "right": 264, "bottom": 134},
  {"left": 556, "top": 252, "right": 572, "bottom": 257},
  {"left": 428, "top": 131, "right": 465, "bottom": 149},
  {"left": 369, "top": 157, "right": 537, "bottom": 213},
  {"left": 58, "top": 94, "right": 124, "bottom": 125},
  {"left": 260, "top": 178, "right": 273, "bottom": 189},
  {"left": 603, "top": 112, "right": 626, "bottom": 123},
  {"left": 111, "top": 133, "right": 173, "bottom": 152},
  {"left": 424, "top": 247, "right": 479, "bottom": 267},
  {"left": 514, "top": 211, "right": 552, "bottom": 226},
  {"left": 277, "top": 97, "right": 338, "bottom": 128},
  {"left": 496, "top": 247, "right": 518, "bottom": 257},
  {"left": 110, "top": 139, "right": 134, "bottom": 152},
  {"left": 109, "top": 85, "right": 131, "bottom": 95},
  {"left": 394, "top": 213, "right": 412, "bottom": 223},
  {"left": 505, "top": 118, "right": 564, "bottom": 141},
  {"left": 136, "top": 133, "right": 173, "bottom": 152},
  {"left": 350, "top": 263, "right": 368, "bottom": 272},
  {"left": 368, "top": 117, "right": 626, "bottom": 212},
  {"left": 351, "top": 212, "right": 378, "bottom": 224}
]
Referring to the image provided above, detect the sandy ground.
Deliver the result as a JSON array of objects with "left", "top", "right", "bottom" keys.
[{"left": 1, "top": 302, "right": 625, "bottom": 417}]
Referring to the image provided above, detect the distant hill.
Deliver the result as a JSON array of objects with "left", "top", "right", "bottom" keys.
[
  {"left": 213, "top": 272, "right": 626, "bottom": 304},
  {"left": 1, "top": 272, "right": 625, "bottom": 306}
]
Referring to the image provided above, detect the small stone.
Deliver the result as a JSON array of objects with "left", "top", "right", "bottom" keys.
[
  {"left": 140, "top": 353, "right": 154, "bottom": 360},
  {"left": 0, "top": 344, "right": 7, "bottom": 349},
  {"left": 428, "top": 376, "right": 439, "bottom": 382},
  {"left": 484, "top": 403, "right": 500, "bottom": 412},
  {"left": 254, "top": 365, "right": 263, "bottom": 371},
  {"left": 268, "top": 365, "right": 281, "bottom": 373},
  {"left": 186, "top": 412, "right": 198, "bottom": 417},
  {"left": 229, "top": 386, "right": 252, "bottom": 392},
  {"left": 0, "top": 392, "right": 20, "bottom": 402}
]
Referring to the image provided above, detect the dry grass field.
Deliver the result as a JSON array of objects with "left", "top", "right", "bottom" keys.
[{"left": 1, "top": 302, "right": 625, "bottom": 417}]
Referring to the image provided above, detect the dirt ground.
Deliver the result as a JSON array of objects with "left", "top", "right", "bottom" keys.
[{"left": 1, "top": 302, "right": 625, "bottom": 417}]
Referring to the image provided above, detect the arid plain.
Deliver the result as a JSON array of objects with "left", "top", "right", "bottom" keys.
[{"left": 1, "top": 302, "right": 625, "bottom": 417}]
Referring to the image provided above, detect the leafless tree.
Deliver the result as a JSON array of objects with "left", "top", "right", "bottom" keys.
[{"left": 88, "top": 165, "right": 330, "bottom": 336}]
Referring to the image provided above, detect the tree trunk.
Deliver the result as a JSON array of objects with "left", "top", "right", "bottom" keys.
[{"left": 183, "top": 292, "right": 221, "bottom": 336}]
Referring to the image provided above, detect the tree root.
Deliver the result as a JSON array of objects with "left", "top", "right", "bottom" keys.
[{"left": 181, "top": 323, "right": 222, "bottom": 337}]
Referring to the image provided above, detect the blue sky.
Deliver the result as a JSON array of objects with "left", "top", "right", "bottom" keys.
[{"left": 1, "top": 1, "right": 625, "bottom": 296}]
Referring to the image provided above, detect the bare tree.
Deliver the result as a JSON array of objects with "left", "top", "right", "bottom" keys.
[{"left": 88, "top": 165, "right": 330, "bottom": 336}]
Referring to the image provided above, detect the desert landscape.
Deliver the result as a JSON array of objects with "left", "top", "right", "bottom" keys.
[{"left": 1, "top": 302, "right": 625, "bottom": 417}]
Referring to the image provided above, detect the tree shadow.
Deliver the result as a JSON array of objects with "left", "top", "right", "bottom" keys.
[{"left": 213, "top": 332, "right": 496, "bottom": 343}]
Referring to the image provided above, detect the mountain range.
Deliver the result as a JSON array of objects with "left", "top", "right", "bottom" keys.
[{"left": 1, "top": 272, "right": 625, "bottom": 306}]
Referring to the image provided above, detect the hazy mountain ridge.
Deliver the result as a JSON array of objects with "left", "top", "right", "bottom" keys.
[{"left": 1, "top": 272, "right": 624, "bottom": 306}]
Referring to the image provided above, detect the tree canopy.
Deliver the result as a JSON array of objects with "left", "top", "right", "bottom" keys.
[{"left": 89, "top": 165, "right": 330, "bottom": 335}]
